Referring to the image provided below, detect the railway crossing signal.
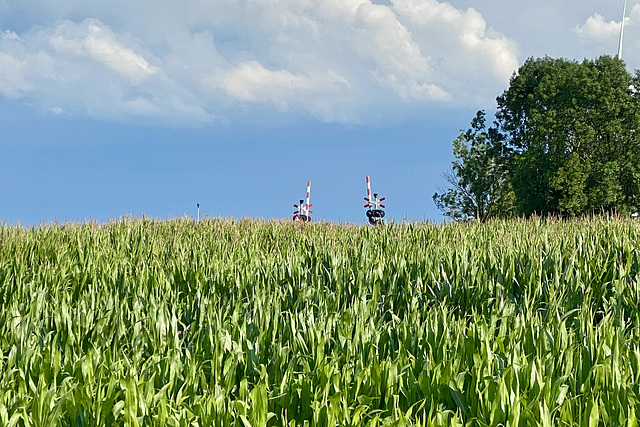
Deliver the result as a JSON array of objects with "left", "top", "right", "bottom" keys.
[
  {"left": 364, "top": 176, "right": 385, "bottom": 225},
  {"left": 288, "top": 178, "right": 387, "bottom": 224},
  {"left": 293, "top": 180, "right": 313, "bottom": 222}
]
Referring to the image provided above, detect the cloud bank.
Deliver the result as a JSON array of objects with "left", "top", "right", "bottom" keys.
[{"left": 0, "top": 0, "right": 519, "bottom": 125}]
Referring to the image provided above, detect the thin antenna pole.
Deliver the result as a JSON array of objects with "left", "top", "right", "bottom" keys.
[
  {"left": 305, "top": 181, "right": 311, "bottom": 216},
  {"left": 618, "top": 0, "right": 628, "bottom": 60}
]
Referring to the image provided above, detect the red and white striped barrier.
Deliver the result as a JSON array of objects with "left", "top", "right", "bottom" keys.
[
  {"left": 293, "top": 180, "right": 313, "bottom": 222},
  {"left": 305, "top": 180, "right": 313, "bottom": 216},
  {"left": 364, "top": 176, "right": 385, "bottom": 210},
  {"left": 364, "top": 176, "right": 372, "bottom": 208}
]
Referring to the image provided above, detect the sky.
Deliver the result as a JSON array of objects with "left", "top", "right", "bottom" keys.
[{"left": 0, "top": 0, "right": 638, "bottom": 225}]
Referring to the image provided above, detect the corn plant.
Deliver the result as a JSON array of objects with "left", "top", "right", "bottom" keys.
[{"left": 0, "top": 217, "right": 639, "bottom": 426}]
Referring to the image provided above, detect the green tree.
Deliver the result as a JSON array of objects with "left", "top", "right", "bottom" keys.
[
  {"left": 433, "top": 110, "right": 515, "bottom": 221},
  {"left": 496, "top": 55, "right": 640, "bottom": 216}
]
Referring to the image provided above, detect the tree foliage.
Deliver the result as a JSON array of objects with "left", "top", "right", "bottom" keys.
[
  {"left": 433, "top": 111, "right": 514, "bottom": 221},
  {"left": 436, "top": 55, "right": 640, "bottom": 219}
]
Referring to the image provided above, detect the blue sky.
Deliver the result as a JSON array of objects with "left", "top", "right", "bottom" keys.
[{"left": 0, "top": 0, "right": 637, "bottom": 225}]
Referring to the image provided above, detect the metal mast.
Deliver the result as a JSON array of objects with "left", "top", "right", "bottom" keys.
[{"left": 618, "top": 0, "right": 628, "bottom": 60}]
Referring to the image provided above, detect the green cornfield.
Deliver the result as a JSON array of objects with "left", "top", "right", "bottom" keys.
[{"left": 1, "top": 217, "right": 640, "bottom": 426}]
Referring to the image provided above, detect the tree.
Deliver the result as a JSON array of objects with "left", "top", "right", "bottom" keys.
[
  {"left": 433, "top": 110, "right": 515, "bottom": 221},
  {"left": 436, "top": 55, "right": 640, "bottom": 220},
  {"left": 496, "top": 55, "right": 640, "bottom": 216}
]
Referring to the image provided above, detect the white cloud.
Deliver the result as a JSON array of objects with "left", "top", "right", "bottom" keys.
[
  {"left": 222, "top": 61, "right": 345, "bottom": 105},
  {"left": 2, "top": 29, "right": 18, "bottom": 40},
  {"left": 49, "top": 21, "right": 156, "bottom": 83},
  {"left": 391, "top": 0, "right": 518, "bottom": 94},
  {"left": 220, "top": 61, "right": 363, "bottom": 123},
  {"left": 576, "top": 13, "right": 625, "bottom": 40},
  {"left": 0, "top": 51, "right": 31, "bottom": 97},
  {"left": 0, "top": 0, "right": 520, "bottom": 126},
  {"left": 0, "top": 18, "right": 214, "bottom": 124}
]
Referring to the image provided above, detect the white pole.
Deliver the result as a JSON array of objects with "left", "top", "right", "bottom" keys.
[
  {"left": 197, "top": 203, "right": 200, "bottom": 222},
  {"left": 305, "top": 180, "right": 311, "bottom": 217},
  {"left": 618, "top": 0, "right": 628, "bottom": 60}
]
